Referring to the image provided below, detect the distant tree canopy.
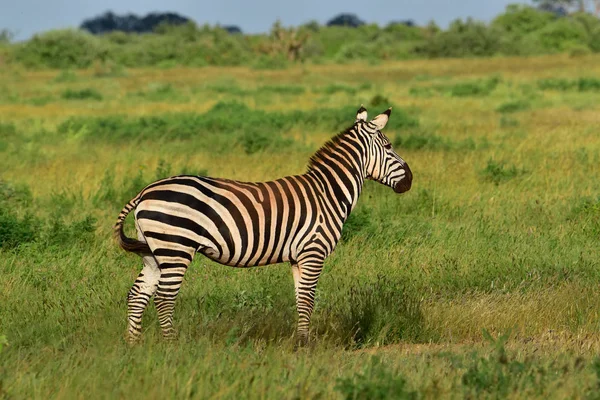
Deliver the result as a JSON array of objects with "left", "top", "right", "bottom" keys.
[
  {"left": 534, "top": 0, "right": 600, "bottom": 15},
  {"left": 222, "top": 25, "right": 242, "bottom": 34},
  {"left": 387, "top": 20, "right": 417, "bottom": 28},
  {"left": 326, "top": 13, "right": 365, "bottom": 27},
  {"left": 80, "top": 11, "right": 190, "bottom": 34}
]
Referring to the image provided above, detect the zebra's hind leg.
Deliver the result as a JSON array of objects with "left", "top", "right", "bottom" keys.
[
  {"left": 153, "top": 251, "right": 193, "bottom": 341},
  {"left": 126, "top": 254, "right": 160, "bottom": 343}
]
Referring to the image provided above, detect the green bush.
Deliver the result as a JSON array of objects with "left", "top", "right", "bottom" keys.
[
  {"left": 410, "top": 76, "right": 501, "bottom": 98},
  {"left": 416, "top": 18, "right": 500, "bottom": 57},
  {"left": 480, "top": 159, "right": 527, "bottom": 185},
  {"left": 577, "top": 77, "right": 600, "bottom": 91},
  {"left": 0, "top": 210, "right": 38, "bottom": 249},
  {"left": 449, "top": 77, "right": 501, "bottom": 97},
  {"left": 394, "top": 132, "right": 449, "bottom": 150},
  {"left": 13, "top": 29, "right": 107, "bottom": 68},
  {"left": 317, "top": 84, "right": 357, "bottom": 95},
  {"left": 537, "top": 77, "right": 575, "bottom": 91},
  {"left": 462, "top": 330, "right": 552, "bottom": 398},
  {"left": 496, "top": 100, "right": 530, "bottom": 113},
  {"left": 335, "top": 356, "right": 417, "bottom": 399},
  {"left": 258, "top": 85, "right": 305, "bottom": 95},
  {"left": 335, "top": 42, "right": 380, "bottom": 63},
  {"left": 492, "top": 5, "right": 556, "bottom": 36},
  {"left": 535, "top": 18, "right": 590, "bottom": 52},
  {"left": 61, "top": 88, "right": 103, "bottom": 101},
  {"left": 538, "top": 77, "right": 600, "bottom": 91},
  {"left": 394, "top": 131, "right": 476, "bottom": 151},
  {"left": 237, "top": 131, "right": 294, "bottom": 155},
  {"left": 129, "top": 83, "right": 187, "bottom": 102}
]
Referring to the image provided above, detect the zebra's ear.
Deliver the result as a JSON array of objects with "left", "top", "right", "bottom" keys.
[
  {"left": 355, "top": 105, "right": 368, "bottom": 122},
  {"left": 370, "top": 107, "right": 392, "bottom": 130}
]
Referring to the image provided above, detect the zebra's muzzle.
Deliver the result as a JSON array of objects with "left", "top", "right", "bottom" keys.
[{"left": 393, "top": 165, "right": 413, "bottom": 194}]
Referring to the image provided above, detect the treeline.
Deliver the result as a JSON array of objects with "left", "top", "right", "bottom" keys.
[{"left": 2, "top": 4, "right": 600, "bottom": 69}]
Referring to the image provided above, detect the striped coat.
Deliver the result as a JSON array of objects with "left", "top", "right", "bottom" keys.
[{"left": 115, "top": 106, "right": 412, "bottom": 344}]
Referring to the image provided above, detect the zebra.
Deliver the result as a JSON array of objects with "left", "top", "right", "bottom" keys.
[{"left": 114, "top": 105, "right": 413, "bottom": 345}]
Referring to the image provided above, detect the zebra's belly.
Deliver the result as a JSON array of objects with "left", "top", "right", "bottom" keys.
[{"left": 199, "top": 246, "right": 291, "bottom": 267}]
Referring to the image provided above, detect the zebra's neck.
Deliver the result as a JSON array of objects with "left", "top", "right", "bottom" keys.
[{"left": 305, "top": 128, "right": 367, "bottom": 222}]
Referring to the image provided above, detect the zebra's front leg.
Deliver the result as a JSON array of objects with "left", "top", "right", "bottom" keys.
[
  {"left": 292, "top": 255, "right": 324, "bottom": 346},
  {"left": 153, "top": 258, "right": 190, "bottom": 341},
  {"left": 126, "top": 255, "right": 160, "bottom": 343}
]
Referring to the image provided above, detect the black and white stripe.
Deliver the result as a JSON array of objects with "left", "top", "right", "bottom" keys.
[{"left": 114, "top": 106, "right": 412, "bottom": 344}]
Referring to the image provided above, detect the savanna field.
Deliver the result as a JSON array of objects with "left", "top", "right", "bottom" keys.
[{"left": 1, "top": 54, "right": 600, "bottom": 398}]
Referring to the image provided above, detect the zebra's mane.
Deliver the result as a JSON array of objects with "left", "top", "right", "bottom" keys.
[{"left": 306, "top": 124, "right": 357, "bottom": 172}]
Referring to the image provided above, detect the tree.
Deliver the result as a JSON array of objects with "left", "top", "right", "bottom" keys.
[
  {"left": 80, "top": 11, "right": 190, "bottom": 34},
  {"left": 534, "top": 0, "right": 600, "bottom": 14},
  {"left": 326, "top": 13, "right": 365, "bottom": 28}
]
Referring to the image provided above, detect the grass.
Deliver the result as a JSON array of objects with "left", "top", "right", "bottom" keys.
[{"left": 1, "top": 54, "right": 600, "bottom": 398}]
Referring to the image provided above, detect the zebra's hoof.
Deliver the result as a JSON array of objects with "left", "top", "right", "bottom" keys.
[
  {"left": 162, "top": 330, "right": 178, "bottom": 342},
  {"left": 294, "top": 334, "right": 309, "bottom": 351},
  {"left": 125, "top": 333, "right": 141, "bottom": 346}
]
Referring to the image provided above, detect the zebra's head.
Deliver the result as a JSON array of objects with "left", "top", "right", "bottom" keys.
[{"left": 355, "top": 106, "right": 413, "bottom": 194}]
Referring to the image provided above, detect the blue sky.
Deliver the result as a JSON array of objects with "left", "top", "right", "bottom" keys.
[{"left": 2, "top": 0, "right": 531, "bottom": 41}]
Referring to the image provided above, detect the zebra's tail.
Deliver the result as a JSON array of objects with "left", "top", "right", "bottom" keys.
[{"left": 113, "top": 194, "right": 151, "bottom": 255}]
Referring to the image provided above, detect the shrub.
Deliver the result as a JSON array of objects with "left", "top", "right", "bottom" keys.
[
  {"left": 13, "top": 29, "right": 107, "bottom": 68},
  {"left": 41, "top": 215, "right": 97, "bottom": 247},
  {"left": 335, "top": 42, "right": 379, "bottom": 62},
  {"left": 480, "top": 159, "right": 527, "bottom": 185},
  {"left": 394, "top": 131, "right": 476, "bottom": 151},
  {"left": 492, "top": 5, "right": 556, "bottom": 37},
  {"left": 335, "top": 357, "right": 417, "bottom": 400},
  {"left": 130, "top": 83, "right": 187, "bottom": 102},
  {"left": 317, "top": 84, "right": 356, "bottom": 95},
  {"left": 0, "top": 210, "right": 38, "bottom": 249},
  {"left": 569, "top": 44, "right": 592, "bottom": 57},
  {"left": 394, "top": 132, "right": 449, "bottom": 150},
  {"left": 237, "top": 130, "right": 294, "bottom": 155},
  {"left": 538, "top": 77, "right": 600, "bottom": 91},
  {"left": 461, "top": 330, "right": 552, "bottom": 398},
  {"left": 0, "top": 180, "right": 32, "bottom": 207},
  {"left": 257, "top": 85, "right": 305, "bottom": 95},
  {"left": 416, "top": 18, "right": 500, "bottom": 57},
  {"left": 577, "top": 77, "right": 600, "bottom": 91},
  {"left": 0, "top": 122, "right": 17, "bottom": 139},
  {"left": 449, "top": 77, "right": 501, "bottom": 97},
  {"left": 535, "top": 18, "right": 590, "bottom": 52},
  {"left": 369, "top": 94, "right": 389, "bottom": 108},
  {"left": 537, "top": 77, "right": 575, "bottom": 91},
  {"left": 61, "top": 88, "right": 103, "bottom": 101},
  {"left": 496, "top": 100, "right": 530, "bottom": 113},
  {"left": 412, "top": 77, "right": 501, "bottom": 98}
]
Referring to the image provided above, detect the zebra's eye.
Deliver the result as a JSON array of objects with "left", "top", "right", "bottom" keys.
[{"left": 384, "top": 143, "right": 392, "bottom": 150}]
